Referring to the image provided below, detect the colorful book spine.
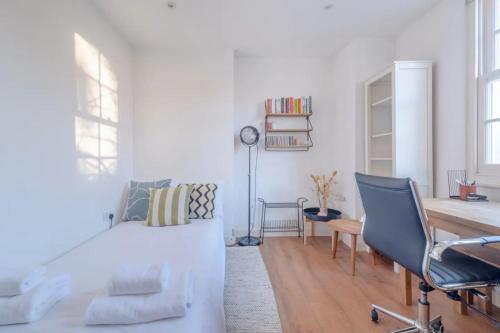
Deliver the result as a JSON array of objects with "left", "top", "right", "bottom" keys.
[{"left": 264, "top": 96, "right": 312, "bottom": 114}]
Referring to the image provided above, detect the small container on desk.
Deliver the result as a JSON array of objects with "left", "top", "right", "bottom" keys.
[
  {"left": 447, "top": 169, "right": 487, "bottom": 201},
  {"left": 459, "top": 184, "right": 477, "bottom": 201}
]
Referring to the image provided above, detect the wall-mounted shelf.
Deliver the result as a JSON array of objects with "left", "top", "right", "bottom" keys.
[
  {"left": 265, "top": 113, "right": 313, "bottom": 117},
  {"left": 265, "top": 145, "right": 311, "bottom": 151},
  {"left": 267, "top": 129, "right": 312, "bottom": 133},
  {"left": 264, "top": 113, "right": 313, "bottom": 150},
  {"left": 264, "top": 97, "right": 313, "bottom": 151}
]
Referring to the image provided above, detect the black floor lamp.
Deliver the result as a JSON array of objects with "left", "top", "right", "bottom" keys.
[{"left": 238, "top": 126, "right": 261, "bottom": 246}]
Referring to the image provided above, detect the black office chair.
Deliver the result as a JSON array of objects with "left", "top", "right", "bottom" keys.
[{"left": 355, "top": 172, "right": 500, "bottom": 333}]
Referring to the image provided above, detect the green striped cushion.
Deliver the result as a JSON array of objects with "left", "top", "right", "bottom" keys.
[{"left": 145, "top": 185, "right": 194, "bottom": 227}]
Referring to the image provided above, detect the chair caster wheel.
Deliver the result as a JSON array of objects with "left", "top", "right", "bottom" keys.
[
  {"left": 431, "top": 320, "right": 444, "bottom": 333},
  {"left": 370, "top": 309, "right": 379, "bottom": 322}
]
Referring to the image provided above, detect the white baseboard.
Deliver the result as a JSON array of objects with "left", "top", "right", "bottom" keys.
[{"left": 231, "top": 227, "right": 368, "bottom": 252}]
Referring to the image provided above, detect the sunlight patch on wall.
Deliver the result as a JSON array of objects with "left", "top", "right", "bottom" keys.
[{"left": 74, "top": 33, "right": 119, "bottom": 179}]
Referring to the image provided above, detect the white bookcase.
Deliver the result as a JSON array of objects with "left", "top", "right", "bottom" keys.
[{"left": 365, "top": 61, "right": 433, "bottom": 198}]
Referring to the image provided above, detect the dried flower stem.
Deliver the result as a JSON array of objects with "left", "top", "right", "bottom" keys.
[{"left": 310, "top": 171, "right": 337, "bottom": 207}]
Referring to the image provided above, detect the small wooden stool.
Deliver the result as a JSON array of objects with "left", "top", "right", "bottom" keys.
[
  {"left": 303, "top": 217, "right": 335, "bottom": 245},
  {"left": 328, "top": 219, "right": 362, "bottom": 276}
]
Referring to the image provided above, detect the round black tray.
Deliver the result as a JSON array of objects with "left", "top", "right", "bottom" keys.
[{"left": 303, "top": 207, "right": 342, "bottom": 222}]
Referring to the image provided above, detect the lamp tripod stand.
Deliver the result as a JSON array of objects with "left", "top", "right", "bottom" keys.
[{"left": 238, "top": 126, "right": 261, "bottom": 246}]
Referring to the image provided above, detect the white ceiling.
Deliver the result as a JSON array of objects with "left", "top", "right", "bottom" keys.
[{"left": 93, "top": 0, "right": 440, "bottom": 57}]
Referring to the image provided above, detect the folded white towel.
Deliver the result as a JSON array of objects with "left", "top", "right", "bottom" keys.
[
  {"left": 0, "top": 266, "right": 47, "bottom": 297},
  {"left": 85, "top": 268, "right": 193, "bottom": 325},
  {"left": 0, "top": 275, "right": 71, "bottom": 325},
  {"left": 108, "top": 263, "right": 170, "bottom": 296}
]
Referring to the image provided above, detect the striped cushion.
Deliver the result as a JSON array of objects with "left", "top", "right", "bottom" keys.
[{"left": 145, "top": 185, "right": 193, "bottom": 227}]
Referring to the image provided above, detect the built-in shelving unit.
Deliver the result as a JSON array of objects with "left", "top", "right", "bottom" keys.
[
  {"left": 370, "top": 157, "right": 392, "bottom": 161},
  {"left": 371, "top": 131, "right": 392, "bottom": 139},
  {"left": 371, "top": 96, "right": 392, "bottom": 107},
  {"left": 365, "top": 61, "right": 433, "bottom": 197}
]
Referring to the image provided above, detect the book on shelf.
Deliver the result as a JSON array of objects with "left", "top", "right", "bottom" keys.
[
  {"left": 265, "top": 96, "right": 312, "bottom": 114},
  {"left": 266, "top": 135, "right": 306, "bottom": 147}
]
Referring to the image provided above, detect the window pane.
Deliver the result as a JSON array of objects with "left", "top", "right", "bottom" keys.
[
  {"left": 497, "top": 0, "right": 500, "bottom": 29},
  {"left": 486, "top": 121, "right": 500, "bottom": 164},
  {"left": 496, "top": 33, "right": 500, "bottom": 70},
  {"left": 489, "top": 79, "right": 500, "bottom": 119}
]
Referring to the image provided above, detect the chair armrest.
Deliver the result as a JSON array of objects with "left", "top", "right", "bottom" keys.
[{"left": 430, "top": 236, "right": 500, "bottom": 261}]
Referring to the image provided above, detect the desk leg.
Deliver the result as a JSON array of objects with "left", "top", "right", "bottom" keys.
[
  {"left": 303, "top": 220, "right": 308, "bottom": 245},
  {"left": 481, "top": 287, "right": 493, "bottom": 315},
  {"left": 332, "top": 231, "right": 339, "bottom": 258},
  {"left": 370, "top": 248, "right": 376, "bottom": 266},
  {"left": 454, "top": 290, "right": 467, "bottom": 315},
  {"left": 466, "top": 291, "right": 474, "bottom": 305},
  {"left": 350, "top": 234, "right": 357, "bottom": 276},
  {"left": 399, "top": 267, "right": 412, "bottom": 305}
]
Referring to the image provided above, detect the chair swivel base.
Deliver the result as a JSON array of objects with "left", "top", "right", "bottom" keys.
[
  {"left": 370, "top": 305, "right": 443, "bottom": 333},
  {"left": 369, "top": 283, "right": 444, "bottom": 333}
]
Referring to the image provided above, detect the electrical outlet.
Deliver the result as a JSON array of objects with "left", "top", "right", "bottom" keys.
[
  {"left": 103, "top": 212, "right": 114, "bottom": 227},
  {"left": 334, "top": 194, "right": 347, "bottom": 202}
]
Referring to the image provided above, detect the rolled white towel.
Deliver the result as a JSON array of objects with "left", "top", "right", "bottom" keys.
[
  {"left": 0, "top": 274, "right": 71, "bottom": 325},
  {"left": 0, "top": 266, "right": 47, "bottom": 297},
  {"left": 108, "top": 263, "right": 170, "bottom": 296},
  {"left": 85, "top": 267, "right": 193, "bottom": 325}
]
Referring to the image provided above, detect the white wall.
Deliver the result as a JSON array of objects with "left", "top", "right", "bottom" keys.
[
  {"left": 395, "top": 0, "right": 467, "bottom": 198},
  {"left": 231, "top": 42, "right": 393, "bottom": 239},
  {"left": 233, "top": 57, "right": 336, "bottom": 236},
  {"left": 133, "top": 49, "right": 235, "bottom": 226},
  {"left": 330, "top": 38, "right": 395, "bottom": 219},
  {"left": 0, "top": 0, "right": 134, "bottom": 267}
]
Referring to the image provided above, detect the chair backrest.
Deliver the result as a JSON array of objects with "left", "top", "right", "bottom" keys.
[{"left": 355, "top": 172, "right": 430, "bottom": 279}]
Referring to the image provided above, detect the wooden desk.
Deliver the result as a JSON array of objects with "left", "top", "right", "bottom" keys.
[{"left": 399, "top": 198, "right": 500, "bottom": 314}]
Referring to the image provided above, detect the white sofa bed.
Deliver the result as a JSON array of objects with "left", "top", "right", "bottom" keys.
[{"left": 0, "top": 218, "right": 226, "bottom": 333}]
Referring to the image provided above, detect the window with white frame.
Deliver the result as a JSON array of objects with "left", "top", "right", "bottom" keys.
[{"left": 477, "top": 0, "right": 500, "bottom": 176}]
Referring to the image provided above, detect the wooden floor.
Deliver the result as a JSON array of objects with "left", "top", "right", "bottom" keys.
[{"left": 260, "top": 237, "right": 499, "bottom": 333}]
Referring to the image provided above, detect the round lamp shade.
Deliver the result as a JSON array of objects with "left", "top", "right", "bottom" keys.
[{"left": 240, "top": 126, "right": 259, "bottom": 146}]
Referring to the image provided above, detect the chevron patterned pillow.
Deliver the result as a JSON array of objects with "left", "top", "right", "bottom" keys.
[{"left": 188, "top": 184, "right": 218, "bottom": 219}]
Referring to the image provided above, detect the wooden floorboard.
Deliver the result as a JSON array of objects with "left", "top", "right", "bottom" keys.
[{"left": 259, "top": 237, "right": 499, "bottom": 333}]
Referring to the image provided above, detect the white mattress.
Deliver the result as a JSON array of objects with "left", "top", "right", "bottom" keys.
[{"left": 0, "top": 219, "right": 226, "bottom": 333}]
